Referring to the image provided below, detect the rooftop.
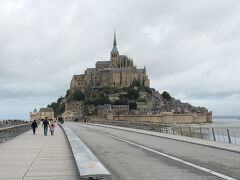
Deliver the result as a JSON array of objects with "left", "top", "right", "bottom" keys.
[
  {"left": 96, "top": 61, "right": 110, "bottom": 64},
  {"left": 101, "top": 67, "right": 131, "bottom": 71}
]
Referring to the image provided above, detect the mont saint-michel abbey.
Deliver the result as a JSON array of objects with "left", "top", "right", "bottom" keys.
[
  {"left": 30, "top": 31, "right": 212, "bottom": 123},
  {"left": 70, "top": 32, "right": 150, "bottom": 90}
]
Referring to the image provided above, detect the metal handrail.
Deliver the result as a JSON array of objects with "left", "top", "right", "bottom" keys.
[{"left": 89, "top": 120, "right": 240, "bottom": 145}]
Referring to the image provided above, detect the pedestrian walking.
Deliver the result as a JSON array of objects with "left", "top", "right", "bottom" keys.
[
  {"left": 49, "top": 119, "right": 55, "bottom": 135},
  {"left": 31, "top": 120, "right": 38, "bottom": 135},
  {"left": 42, "top": 118, "right": 49, "bottom": 136}
]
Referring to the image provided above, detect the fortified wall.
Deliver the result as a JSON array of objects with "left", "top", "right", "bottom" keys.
[{"left": 108, "top": 112, "right": 212, "bottom": 124}]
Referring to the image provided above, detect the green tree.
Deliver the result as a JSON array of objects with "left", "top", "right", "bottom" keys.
[
  {"left": 57, "top": 96, "right": 64, "bottom": 104},
  {"left": 139, "top": 86, "right": 152, "bottom": 94},
  {"left": 65, "top": 89, "right": 70, "bottom": 97},
  {"left": 162, "top": 91, "right": 171, "bottom": 101},
  {"left": 127, "top": 88, "right": 139, "bottom": 99},
  {"left": 93, "top": 96, "right": 110, "bottom": 105},
  {"left": 73, "top": 90, "right": 85, "bottom": 101},
  {"left": 56, "top": 104, "right": 65, "bottom": 116},
  {"left": 114, "top": 98, "right": 128, "bottom": 105},
  {"left": 47, "top": 102, "right": 58, "bottom": 114},
  {"left": 83, "top": 99, "right": 93, "bottom": 105},
  {"left": 132, "top": 80, "right": 141, "bottom": 87},
  {"left": 128, "top": 101, "right": 137, "bottom": 110},
  {"left": 48, "top": 100, "right": 65, "bottom": 117}
]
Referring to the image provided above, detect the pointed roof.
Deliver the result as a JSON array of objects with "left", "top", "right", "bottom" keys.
[{"left": 111, "top": 29, "right": 119, "bottom": 54}]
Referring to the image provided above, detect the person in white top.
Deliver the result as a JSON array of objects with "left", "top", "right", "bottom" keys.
[{"left": 49, "top": 119, "right": 55, "bottom": 135}]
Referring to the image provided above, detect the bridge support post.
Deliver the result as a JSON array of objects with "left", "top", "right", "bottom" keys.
[
  {"left": 189, "top": 127, "right": 192, "bottom": 137},
  {"left": 172, "top": 126, "right": 175, "bottom": 135},
  {"left": 227, "top": 129, "right": 231, "bottom": 143},
  {"left": 180, "top": 126, "right": 183, "bottom": 136},
  {"left": 212, "top": 128, "right": 216, "bottom": 141},
  {"left": 199, "top": 127, "right": 203, "bottom": 139}
]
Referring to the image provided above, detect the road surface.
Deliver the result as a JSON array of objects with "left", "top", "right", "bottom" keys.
[{"left": 67, "top": 122, "right": 240, "bottom": 180}]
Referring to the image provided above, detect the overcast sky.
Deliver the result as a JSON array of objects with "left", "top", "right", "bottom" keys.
[{"left": 0, "top": 0, "right": 240, "bottom": 119}]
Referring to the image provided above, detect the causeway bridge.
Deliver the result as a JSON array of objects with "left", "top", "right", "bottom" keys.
[{"left": 0, "top": 122, "right": 240, "bottom": 180}]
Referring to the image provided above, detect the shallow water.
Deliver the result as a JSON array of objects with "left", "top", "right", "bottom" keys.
[
  {"left": 203, "top": 118, "right": 240, "bottom": 129},
  {"left": 184, "top": 118, "right": 240, "bottom": 144}
]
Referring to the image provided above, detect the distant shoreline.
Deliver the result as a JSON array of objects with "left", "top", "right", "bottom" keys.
[
  {"left": 213, "top": 116, "right": 240, "bottom": 119},
  {"left": 1, "top": 116, "right": 240, "bottom": 121}
]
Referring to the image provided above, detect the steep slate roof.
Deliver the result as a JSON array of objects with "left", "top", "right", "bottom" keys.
[{"left": 119, "top": 55, "right": 127, "bottom": 58}]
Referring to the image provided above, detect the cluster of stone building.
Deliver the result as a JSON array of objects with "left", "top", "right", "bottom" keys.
[
  {"left": 32, "top": 32, "right": 212, "bottom": 124},
  {"left": 97, "top": 89, "right": 210, "bottom": 119},
  {"left": 70, "top": 31, "right": 150, "bottom": 92},
  {"left": 98, "top": 104, "right": 129, "bottom": 117},
  {"left": 30, "top": 108, "right": 54, "bottom": 121},
  {"left": 95, "top": 87, "right": 212, "bottom": 124}
]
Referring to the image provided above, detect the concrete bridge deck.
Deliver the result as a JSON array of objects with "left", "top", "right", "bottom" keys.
[
  {"left": 68, "top": 122, "right": 240, "bottom": 180},
  {"left": 1, "top": 122, "right": 240, "bottom": 180},
  {"left": 0, "top": 125, "right": 79, "bottom": 180}
]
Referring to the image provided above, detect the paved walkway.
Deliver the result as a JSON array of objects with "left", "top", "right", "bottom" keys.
[{"left": 0, "top": 125, "right": 80, "bottom": 180}]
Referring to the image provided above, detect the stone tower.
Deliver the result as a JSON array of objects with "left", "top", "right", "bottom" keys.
[{"left": 110, "top": 30, "right": 119, "bottom": 68}]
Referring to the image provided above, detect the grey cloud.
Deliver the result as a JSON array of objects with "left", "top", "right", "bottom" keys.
[{"left": 0, "top": 0, "right": 240, "bottom": 119}]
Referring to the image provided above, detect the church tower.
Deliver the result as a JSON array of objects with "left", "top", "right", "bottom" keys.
[{"left": 110, "top": 30, "right": 119, "bottom": 68}]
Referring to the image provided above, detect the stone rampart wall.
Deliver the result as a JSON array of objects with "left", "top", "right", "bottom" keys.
[{"left": 113, "top": 112, "right": 212, "bottom": 124}]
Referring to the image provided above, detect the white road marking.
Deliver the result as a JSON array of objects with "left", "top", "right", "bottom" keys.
[{"left": 96, "top": 130, "right": 237, "bottom": 180}]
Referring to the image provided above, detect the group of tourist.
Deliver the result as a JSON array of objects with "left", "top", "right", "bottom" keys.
[{"left": 31, "top": 118, "right": 55, "bottom": 136}]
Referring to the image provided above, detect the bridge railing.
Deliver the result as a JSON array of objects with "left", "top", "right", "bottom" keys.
[
  {"left": 170, "top": 125, "right": 240, "bottom": 145},
  {"left": 0, "top": 123, "right": 31, "bottom": 143},
  {"left": 0, "top": 120, "right": 27, "bottom": 128},
  {"left": 89, "top": 120, "right": 240, "bottom": 145}
]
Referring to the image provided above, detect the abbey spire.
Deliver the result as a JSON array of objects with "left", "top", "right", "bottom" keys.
[
  {"left": 111, "top": 29, "right": 119, "bottom": 54},
  {"left": 113, "top": 30, "right": 117, "bottom": 47}
]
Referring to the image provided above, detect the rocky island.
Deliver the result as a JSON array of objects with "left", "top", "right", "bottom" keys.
[{"left": 31, "top": 32, "right": 212, "bottom": 123}]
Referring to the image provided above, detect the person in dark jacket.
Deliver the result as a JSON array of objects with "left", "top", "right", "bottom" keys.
[
  {"left": 42, "top": 118, "right": 49, "bottom": 136},
  {"left": 31, "top": 120, "right": 38, "bottom": 135}
]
